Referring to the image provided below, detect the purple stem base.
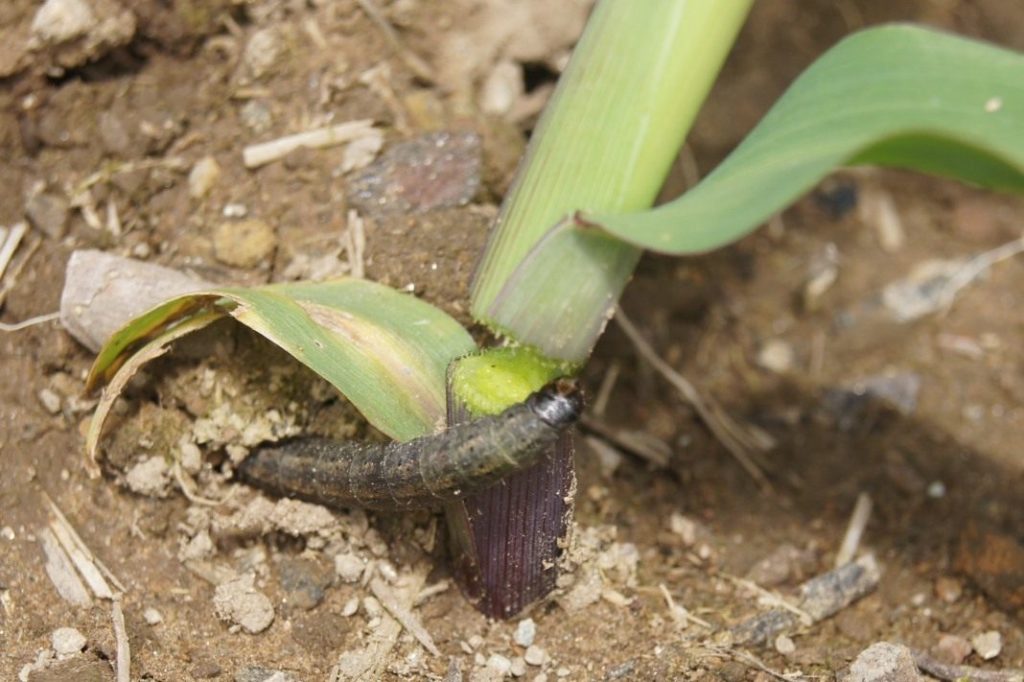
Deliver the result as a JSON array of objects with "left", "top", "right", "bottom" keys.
[{"left": 443, "top": 433, "right": 575, "bottom": 619}]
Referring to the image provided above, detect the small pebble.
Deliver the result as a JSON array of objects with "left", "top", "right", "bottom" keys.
[
  {"left": 926, "top": 481, "right": 946, "bottom": 499},
  {"left": 362, "top": 596, "right": 382, "bottom": 619},
  {"left": 189, "top": 156, "right": 221, "bottom": 199},
  {"left": 1, "top": 526, "right": 15, "bottom": 540},
  {"left": 178, "top": 440, "right": 203, "bottom": 474},
  {"left": 514, "top": 618, "right": 536, "bottom": 647},
  {"left": 774, "top": 634, "right": 796, "bottom": 655},
  {"left": 143, "top": 608, "right": 163, "bottom": 625},
  {"left": 669, "top": 513, "right": 698, "bottom": 546},
  {"left": 213, "top": 575, "right": 275, "bottom": 634},
  {"left": 933, "top": 633, "right": 971, "bottom": 665},
  {"left": 25, "top": 191, "right": 69, "bottom": 239},
  {"left": 191, "top": 660, "right": 223, "bottom": 679},
  {"left": 510, "top": 657, "right": 527, "bottom": 677},
  {"left": 971, "top": 630, "right": 1002, "bottom": 660},
  {"left": 234, "top": 666, "right": 297, "bottom": 682},
  {"left": 51, "top": 627, "right": 87, "bottom": 656},
  {"left": 223, "top": 203, "right": 248, "bottom": 218},
  {"left": 348, "top": 131, "right": 481, "bottom": 215},
  {"left": 125, "top": 456, "right": 171, "bottom": 497},
  {"left": 933, "top": 576, "right": 962, "bottom": 603},
  {"left": 847, "top": 642, "right": 919, "bottom": 682},
  {"left": 556, "top": 667, "right": 570, "bottom": 678},
  {"left": 524, "top": 646, "right": 546, "bottom": 667},
  {"left": 533, "top": 675, "right": 548, "bottom": 682},
  {"left": 277, "top": 556, "right": 333, "bottom": 611},
  {"left": 468, "top": 634, "right": 485, "bottom": 650},
  {"left": 756, "top": 339, "right": 795, "bottom": 373},
  {"left": 487, "top": 654, "right": 512, "bottom": 676},
  {"left": 341, "top": 596, "right": 359, "bottom": 617},
  {"left": 242, "top": 27, "right": 284, "bottom": 80},
  {"left": 334, "top": 552, "right": 365, "bottom": 583},
  {"left": 31, "top": 0, "right": 96, "bottom": 43},
  {"left": 240, "top": 101, "right": 273, "bottom": 134},
  {"left": 38, "top": 388, "right": 62, "bottom": 414},
  {"left": 213, "top": 219, "right": 276, "bottom": 268}
]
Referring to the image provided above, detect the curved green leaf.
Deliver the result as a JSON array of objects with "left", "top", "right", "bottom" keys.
[
  {"left": 86, "top": 279, "right": 476, "bottom": 465},
  {"left": 586, "top": 24, "right": 1024, "bottom": 253}
]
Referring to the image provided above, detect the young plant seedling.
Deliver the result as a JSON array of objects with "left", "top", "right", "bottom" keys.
[{"left": 84, "top": 0, "right": 1024, "bottom": 618}]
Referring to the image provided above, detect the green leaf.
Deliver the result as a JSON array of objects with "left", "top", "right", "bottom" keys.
[
  {"left": 85, "top": 279, "right": 476, "bottom": 469},
  {"left": 588, "top": 24, "right": 1024, "bottom": 253},
  {"left": 491, "top": 24, "right": 1024, "bottom": 363},
  {"left": 468, "top": 0, "right": 753, "bottom": 364}
]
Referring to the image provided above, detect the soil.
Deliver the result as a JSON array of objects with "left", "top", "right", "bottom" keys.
[{"left": 2, "top": 1, "right": 1024, "bottom": 681}]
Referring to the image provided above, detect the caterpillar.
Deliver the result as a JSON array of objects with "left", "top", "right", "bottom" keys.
[{"left": 237, "top": 378, "right": 583, "bottom": 511}]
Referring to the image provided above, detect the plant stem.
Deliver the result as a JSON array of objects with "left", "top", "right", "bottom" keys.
[
  {"left": 470, "top": 0, "right": 753, "bottom": 363},
  {"left": 448, "top": 0, "right": 752, "bottom": 615}
]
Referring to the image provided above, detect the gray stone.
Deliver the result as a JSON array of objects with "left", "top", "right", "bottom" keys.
[
  {"left": 25, "top": 192, "right": 70, "bottom": 239},
  {"left": 234, "top": 667, "right": 296, "bottom": 682},
  {"left": 847, "top": 642, "right": 922, "bottom": 682},
  {"left": 277, "top": 556, "right": 333, "bottom": 611},
  {"left": 348, "top": 131, "right": 481, "bottom": 215},
  {"left": 51, "top": 627, "right": 86, "bottom": 656},
  {"left": 213, "top": 575, "right": 275, "bottom": 634}
]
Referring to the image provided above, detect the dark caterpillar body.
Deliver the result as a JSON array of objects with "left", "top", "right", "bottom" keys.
[{"left": 238, "top": 379, "right": 583, "bottom": 511}]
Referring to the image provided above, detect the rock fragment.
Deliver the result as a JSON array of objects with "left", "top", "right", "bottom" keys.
[
  {"left": 31, "top": 0, "right": 96, "bottom": 45},
  {"left": 277, "top": 556, "right": 333, "bottom": 611},
  {"left": 213, "top": 575, "right": 275, "bottom": 634},
  {"left": 845, "top": 642, "right": 923, "bottom": 682},
  {"left": 932, "top": 633, "right": 971, "bottom": 665},
  {"left": 51, "top": 627, "right": 87, "bottom": 657},
  {"left": 348, "top": 131, "right": 481, "bottom": 215},
  {"left": 125, "top": 456, "right": 171, "bottom": 497},
  {"left": 25, "top": 192, "right": 70, "bottom": 239},
  {"left": 756, "top": 339, "right": 795, "bottom": 374},
  {"left": 513, "top": 617, "right": 536, "bottom": 647},
  {"left": 189, "top": 156, "right": 221, "bottom": 199},
  {"left": 213, "top": 219, "right": 276, "bottom": 268},
  {"left": 971, "top": 630, "right": 1003, "bottom": 661},
  {"left": 234, "top": 667, "right": 297, "bottom": 682}
]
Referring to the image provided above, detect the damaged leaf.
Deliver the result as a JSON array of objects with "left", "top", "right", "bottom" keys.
[{"left": 85, "top": 279, "right": 476, "bottom": 473}]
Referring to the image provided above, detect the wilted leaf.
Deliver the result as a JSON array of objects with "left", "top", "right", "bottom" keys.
[{"left": 85, "top": 279, "right": 476, "bottom": 472}]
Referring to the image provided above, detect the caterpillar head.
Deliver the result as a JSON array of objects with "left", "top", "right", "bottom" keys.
[{"left": 528, "top": 378, "right": 584, "bottom": 428}]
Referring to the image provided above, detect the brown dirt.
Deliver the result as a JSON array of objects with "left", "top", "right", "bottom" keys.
[{"left": 2, "top": 1, "right": 1024, "bottom": 680}]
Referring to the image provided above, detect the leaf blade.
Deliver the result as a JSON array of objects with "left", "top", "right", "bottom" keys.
[
  {"left": 587, "top": 24, "right": 1024, "bottom": 253},
  {"left": 86, "top": 278, "right": 476, "bottom": 459}
]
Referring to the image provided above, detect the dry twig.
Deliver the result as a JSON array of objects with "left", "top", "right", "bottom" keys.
[
  {"left": 355, "top": 0, "right": 434, "bottom": 82},
  {"left": 44, "top": 493, "right": 125, "bottom": 593},
  {"left": 331, "top": 567, "right": 429, "bottom": 681},
  {"left": 729, "top": 553, "right": 880, "bottom": 646},
  {"left": 346, "top": 209, "right": 366, "bottom": 279},
  {"left": 370, "top": 576, "right": 440, "bottom": 656},
  {"left": 835, "top": 492, "right": 872, "bottom": 568},
  {"left": 579, "top": 415, "right": 670, "bottom": 468},
  {"left": 0, "top": 222, "right": 27, "bottom": 281},
  {"left": 913, "top": 650, "right": 1024, "bottom": 682},
  {"left": 243, "top": 119, "right": 376, "bottom": 168},
  {"left": 38, "top": 527, "right": 91, "bottom": 606},
  {"left": 111, "top": 598, "right": 131, "bottom": 682},
  {"left": 614, "top": 307, "right": 774, "bottom": 490},
  {"left": 0, "top": 311, "right": 60, "bottom": 332}
]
